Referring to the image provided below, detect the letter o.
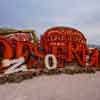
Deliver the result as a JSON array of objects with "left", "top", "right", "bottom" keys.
[{"left": 44, "top": 54, "right": 57, "bottom": 70}]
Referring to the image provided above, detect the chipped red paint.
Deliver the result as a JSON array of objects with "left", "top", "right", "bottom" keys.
[{"left": 40, "top": 27, "right": 88, "bottom": 67}]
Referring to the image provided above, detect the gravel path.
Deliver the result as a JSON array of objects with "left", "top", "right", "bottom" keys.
[{"left": 0, "top": 72, "right": 100, "bottom": 100}]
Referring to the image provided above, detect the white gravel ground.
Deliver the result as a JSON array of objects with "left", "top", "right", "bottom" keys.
[{"left": 0, "top": 72, "right": 100, "bottom": 100}]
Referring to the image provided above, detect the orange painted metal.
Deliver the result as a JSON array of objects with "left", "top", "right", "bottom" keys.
[{"left": 40, "top": 27, "right": 88, "bottom": 67}]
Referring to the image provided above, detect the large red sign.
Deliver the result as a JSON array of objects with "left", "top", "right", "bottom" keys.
[{"left": 0, "top": 27, "right": 99, "bottom": 75}]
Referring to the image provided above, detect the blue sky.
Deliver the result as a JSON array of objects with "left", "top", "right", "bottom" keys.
[{"left": 0, "top": 0, "right": 100, "bottom": 44}]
